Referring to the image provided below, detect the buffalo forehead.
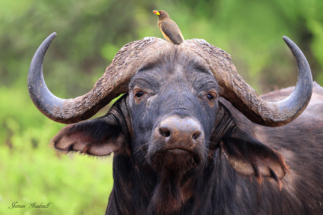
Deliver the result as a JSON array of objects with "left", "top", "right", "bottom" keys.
[{"left": 131, "top": 48, "right": 216, "bottom": 89}]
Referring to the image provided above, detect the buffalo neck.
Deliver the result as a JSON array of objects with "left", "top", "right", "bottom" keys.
[{"left": 109, "top": 148, "right": 223, "bottom": 215}]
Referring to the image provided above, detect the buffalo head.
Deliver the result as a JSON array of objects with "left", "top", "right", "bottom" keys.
[{"left": 28, "top": 33, "right": 312, "bottom": 214}]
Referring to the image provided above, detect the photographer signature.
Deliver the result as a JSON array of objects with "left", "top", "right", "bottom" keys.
[{"left": 8, "top": 201, "right": 51, "bottom": 209}]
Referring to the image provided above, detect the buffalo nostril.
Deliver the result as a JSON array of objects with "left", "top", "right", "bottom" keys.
[
  {"left": 159, "top": 127, "right": 171, "bottom": 137},
  {"left": 192, "top": 131, "right": 201, "bottom": 140}
]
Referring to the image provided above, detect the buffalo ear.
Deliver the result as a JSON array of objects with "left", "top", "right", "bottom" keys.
[
  {"left": 51, "top": 116, "right": 125, "bottom": 156},
  {"left": 222, "top": 126, "right": 288, "bottom": 185}
]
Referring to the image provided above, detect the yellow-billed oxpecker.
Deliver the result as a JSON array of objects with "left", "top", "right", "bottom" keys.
[{"left": 153, "top": 10, "right": 184, "bottom": 45}]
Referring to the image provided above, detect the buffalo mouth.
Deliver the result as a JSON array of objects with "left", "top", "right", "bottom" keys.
[
  {"left": 167, "top": 148, "right": 192, "bottom": 155},
  {"left": 164, "top": 147, "right": 194, "bottom": 160},
  {"left": 147, "top": 144, "right": 204, "bottom": 171}
]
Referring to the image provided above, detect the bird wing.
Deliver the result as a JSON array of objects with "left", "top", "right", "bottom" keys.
[{"left": 161, "top": 20, "right": 184, "bottom": 45}]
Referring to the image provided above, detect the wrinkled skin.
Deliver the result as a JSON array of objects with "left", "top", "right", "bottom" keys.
[
  {"left": 129, "top": 52, "right": 218, "bottom": 170},
  {"left": 52, "top": 51, "right": 323, "bottom": 214},
  {"left": 127, "top": 52, "right": 219, "bottom": 213}
]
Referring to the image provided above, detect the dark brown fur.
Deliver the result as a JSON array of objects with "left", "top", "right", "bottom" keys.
[{"left": 51, "top": 50, "right": 323, "bottom": 214}]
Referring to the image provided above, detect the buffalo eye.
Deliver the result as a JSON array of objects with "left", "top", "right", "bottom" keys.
[
  {"left": 206, "top": 94, "right": 214, "bottom": 100},
  {"left": 133, "top": 88, "right": 146, "bottom": 104},
  {"left": 135, "top": 91, "right": 144, "bottom": 98},
  {"left": 206, "top": 91, "right": 217, "bottom": 100},
  {"left": 204, "top": 91, "right": 217, "bottom": 105}
]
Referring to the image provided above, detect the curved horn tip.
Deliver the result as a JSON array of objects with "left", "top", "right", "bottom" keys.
[
  {"left": 35, "top": 32, "right": 57, "bottom": 52},
  {"left": 282, "top": 36, "right": 295, "bottom": 48},
  {"left": 41, "top": 32, "right": 57, "bottom": 45},
  {"left": 47, "top": 32, "right": 57, "bottom": 41}
]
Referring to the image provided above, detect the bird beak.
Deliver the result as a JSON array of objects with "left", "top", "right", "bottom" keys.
[{"left": 153, "top": 10, "right": 160, "bottom": 16}]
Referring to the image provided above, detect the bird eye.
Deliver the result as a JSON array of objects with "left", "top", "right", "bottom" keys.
[
  {"left": 160, "top": 11, "right": 163, "bottom": 14},
  {"left": 135, "top": 91, "right": 144, "bottom": 98},
  {"left": 206, "top": 94, "right": 215, "bottom": 100}
]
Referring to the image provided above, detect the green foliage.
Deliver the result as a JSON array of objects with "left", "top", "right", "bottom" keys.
[
  {"left": 0, "top": 87, "right": 113, "bottom": 214},
  {"left": 1, "top": 0, "right": 323, "bottom": 214}
]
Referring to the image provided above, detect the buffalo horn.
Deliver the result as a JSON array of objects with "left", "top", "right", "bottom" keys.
[
  {"left": 190, "top": 37, "right": 312, "bottom": 127},
  {"left": 28, "top": 33, "right": 170, "bottom": 123}
]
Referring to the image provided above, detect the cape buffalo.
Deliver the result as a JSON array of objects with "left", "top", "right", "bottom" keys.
[{"left": 28, "top": 33, "right": 323, "bottom": 215}]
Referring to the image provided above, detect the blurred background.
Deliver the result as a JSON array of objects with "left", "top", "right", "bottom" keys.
[{"left": 1, "top": 0, "right": 323, "bottom": 214}]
